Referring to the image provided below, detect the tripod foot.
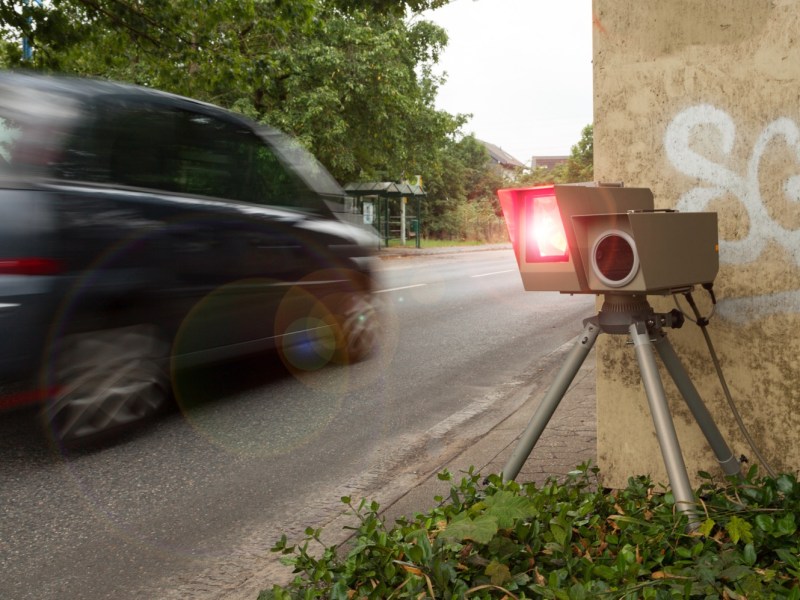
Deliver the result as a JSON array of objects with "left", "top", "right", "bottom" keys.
[{"left": 630, "top": 321, "right": 699, "bottom": 526}]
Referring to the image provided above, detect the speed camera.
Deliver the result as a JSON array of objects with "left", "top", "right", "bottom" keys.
[{"left": 496, "top": 183, "right": 718, "bottom": 294}]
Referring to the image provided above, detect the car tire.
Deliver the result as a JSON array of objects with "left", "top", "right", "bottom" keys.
[
  {"left": 330, "top": 288, "right": 379, "bottom": 365},
  {"left": 42, "top": 324, "right": 170, "bottom": 447}
]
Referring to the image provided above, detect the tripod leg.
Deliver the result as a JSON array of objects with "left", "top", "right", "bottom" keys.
[
  {"left": 629, "top": 322, "right": 698, "bottom": 524},
  {"left": 653, "top": 334, "right": 741, "bottom": 478},
  {"left": 502, "top": 319, "right": 600, "bottom": 482}
]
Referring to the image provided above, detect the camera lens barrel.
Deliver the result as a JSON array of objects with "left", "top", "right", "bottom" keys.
[{"left": 591, "top": 230, "right": 639, "bottom": 287}]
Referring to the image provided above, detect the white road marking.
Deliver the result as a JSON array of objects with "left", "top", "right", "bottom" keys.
[
  {"left": 471, "top": 269, "right": 516, "bottom": 278},
  {"left": 375, "top": 283, "right": 427, "bottom": 294}
]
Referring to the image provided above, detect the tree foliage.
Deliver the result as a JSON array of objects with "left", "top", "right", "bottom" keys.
[
  {"left": 515, "top": 123, "right": 594, "bottom": 187},
  {"left": 0, "top": 0, "right": 464, "bottom": 183},
  {"left": 564, "top": 122, "right": 593, "bottom": 181},
  {"left": 329, "top": 0, "right": 450, "bottom": 18},
  {"left": 419, "top": 135, "right": 505, "bottom": 241},
  {"left": 257, "top": 8, "right": 463, "bottom": 182}
]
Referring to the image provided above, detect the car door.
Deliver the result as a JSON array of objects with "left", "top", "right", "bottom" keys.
[{"left": 160, "top": 106, "right": 325, "bottom": 357}]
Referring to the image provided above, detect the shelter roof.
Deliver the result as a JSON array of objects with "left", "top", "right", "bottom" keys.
[{"left": 344, "top": 181, "right": 426, "bottom": 198}]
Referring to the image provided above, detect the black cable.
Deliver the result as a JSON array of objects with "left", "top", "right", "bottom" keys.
[
  {"left": 673, "top": 292, "right": 715, "bottom": 324},
  {"left": 680, "top": 289, "right": 777, "bottom": 478}
]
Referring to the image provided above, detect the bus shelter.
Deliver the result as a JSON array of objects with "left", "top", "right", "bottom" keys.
[{"left": 344, "top": 181, "right": 426, "bottom": 248}]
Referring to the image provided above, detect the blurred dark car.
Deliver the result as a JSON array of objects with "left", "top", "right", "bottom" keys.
[{"left": 0, "top": 72, "right": 380, "bottom": 446}]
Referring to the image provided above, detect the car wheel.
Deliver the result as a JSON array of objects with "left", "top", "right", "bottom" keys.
[
  {"left": 331, "top": 289, "right": 379, "bottom": 364},
  {"left": 42, "top": 324, "right": 170, "bottom": 447}
]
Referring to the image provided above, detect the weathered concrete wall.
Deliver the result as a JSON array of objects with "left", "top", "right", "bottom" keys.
[{"left": 593, "top": 0, "right": 800, "bottom": 488}]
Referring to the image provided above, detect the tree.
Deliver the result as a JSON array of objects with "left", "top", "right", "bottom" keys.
[
  {"left": 0, "top": 1, "right": 319, "bottom": 96},
  {"left": 0, "top": 0, "right": 464, "bottom": 183},
  {"left": 329, "top": 0, "right": 450, "bottom": 18},
  {"left": 513, "top": 124, "right": 593, "bottom": 187},
  {"left": 419, "top": 134, "right": 505, "bottom": 240},
  {"left": 564, "top": 123, "right": 593, "bottom": 182},
  {"left": 257, "top": 8, "right": 464, "bottom": 182}
]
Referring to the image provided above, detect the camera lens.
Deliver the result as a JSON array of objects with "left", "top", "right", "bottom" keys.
[{"left": 592, "top": 230, "right": 639, "bottom": 287}]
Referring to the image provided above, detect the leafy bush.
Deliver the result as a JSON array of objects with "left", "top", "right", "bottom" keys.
[
  {"left": 423, "top": 201, "right": 507, "bottom": 243},
  {"left": 261, "top": 463, "right": 800, "bottom": 599}
]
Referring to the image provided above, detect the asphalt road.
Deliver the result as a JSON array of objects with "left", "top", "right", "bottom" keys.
[{"left": 0, "top": 248, "right": 595, "bottom": 600}]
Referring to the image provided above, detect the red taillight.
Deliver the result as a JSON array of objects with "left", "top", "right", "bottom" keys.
[
  {"left": 524, "top": 190, "right": 568, "bottom": 262},
  {"left": 0, "top": 258, "right": 63, "bottom": 275}
]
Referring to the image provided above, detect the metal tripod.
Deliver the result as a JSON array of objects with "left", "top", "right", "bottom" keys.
[{"left": 502, "top": 294, "right": 741, "bottom": 522}]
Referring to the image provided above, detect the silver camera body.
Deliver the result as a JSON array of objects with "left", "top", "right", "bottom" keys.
[{"left": 497, "top": 183, "right": 718, "bottom": 295}]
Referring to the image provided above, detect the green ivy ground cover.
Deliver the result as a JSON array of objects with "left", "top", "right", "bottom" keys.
[{"left": 261, "top": 463, "right": 800, "bottom": 599}]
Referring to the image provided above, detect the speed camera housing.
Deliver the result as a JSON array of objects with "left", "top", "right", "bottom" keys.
[{"left": 497, "top": 183, "right": 718, "bottom": 295}]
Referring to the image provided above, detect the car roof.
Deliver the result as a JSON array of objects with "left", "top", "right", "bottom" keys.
[
  {"left": 0, "top": 71, "right": 346, "bottom": 200},
  {"left": 2, "top": 70, "right": 207, "bottom": 105},
  {"left": 0, "top": 70, "right": 251, "bottom": 124}
]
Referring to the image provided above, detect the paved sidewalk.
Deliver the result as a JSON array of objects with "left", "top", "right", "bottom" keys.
[
  {"left": 380, "top": 347, "right": 597, "bottom": 524},
  {"left": 372, "top": 244, "right": 597, "bottom": 527}
]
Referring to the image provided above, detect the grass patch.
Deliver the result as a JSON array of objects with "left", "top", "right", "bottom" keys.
[{"left": 387, "top": 238, "right": 501, "bottom": 249}]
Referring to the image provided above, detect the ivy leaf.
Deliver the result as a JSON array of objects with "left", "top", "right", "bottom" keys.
[
  {"left": 405, "top": 529, "right": 433, "bottom": 563},
  {"left": 776, "top": 474, "right": 797, "bottom": 494},
  {"left": 718, "top": 564, "right": 753, "bottom": 582},
  {"left": 755, "top": 514, "right": 774, "bottom": 533},
  {"left": 550, "top": 522, "right": 570, "bottom": 548},
  {"left": 726, "top": 516, "right": 754, "bottom": 544},
  {"left": 743, "top": 543, "right": 757, "bottom": 566},
  {"left": 697, "top": 518, "right": 716, "bottom": 537},
  {"left": 776, "top": 548, "right": 800, "bottom": 570},
  {"left": 485, "top": 560, "right": 512, "bottom": 586},
  {"left": 482, "top": 490, "right": 537, "bottom": 529},
  {"left": 569, "top": 582, "right": 587, "bottom": 600},
  {"left": 330, "top": 579, "right": 351, "bottom": 600},
  {"left": 592, "top": 565, "right": 618, "bottom": 581},
  {"left": 775, "top": 513, "right": 797, "bottom": 537},
  {"left": 441, "top": 514, "right": 499, "bottom": 544}
]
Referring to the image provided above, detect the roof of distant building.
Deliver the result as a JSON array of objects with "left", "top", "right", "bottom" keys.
[
  {"left": 477, "top": 139, "right": 526, "bottom": 169},
  {"left": 531, "top": 155, "right": 569, "bottom": 170}
]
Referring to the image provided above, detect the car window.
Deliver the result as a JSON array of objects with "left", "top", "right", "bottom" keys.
[
  {"left": 258, "top": 126, "right": 344, "bottom": 197},
  {"left": 171, "top": 111, "right": 321, "bottom": 211},
  {"left": 52, "top": 101, "right": 168, "bottom": 187},
  {"left": 54, "top": 100, "right": 327, "bottom": 213},
  {"left": 0, "top": 80, "right": 80, "bottom": 178}
]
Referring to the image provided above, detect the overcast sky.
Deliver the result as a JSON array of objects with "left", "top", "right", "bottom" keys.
[{"left": 421, "top": 0, "right": 593, "bottom": 165}]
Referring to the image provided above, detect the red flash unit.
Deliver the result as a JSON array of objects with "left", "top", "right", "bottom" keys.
[{"left": 524, "top": 188, "right": 569, "bottom": 262}]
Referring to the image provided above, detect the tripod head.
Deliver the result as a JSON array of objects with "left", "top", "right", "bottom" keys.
[{"left": 594, "top": 293, "right": 684, "bottom": 335}]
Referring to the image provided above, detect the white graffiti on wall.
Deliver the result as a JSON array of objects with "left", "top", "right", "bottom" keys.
[{"left": 664, "top": 104, "right": 800, "bottom": 320}]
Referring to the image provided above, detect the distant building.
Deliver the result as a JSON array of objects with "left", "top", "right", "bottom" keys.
[
  {"left": 477, "top": 139, "right": 526, "bottom": 177},
  {"left": 531, "top": 155, "right": 569, "bottom": 170}
]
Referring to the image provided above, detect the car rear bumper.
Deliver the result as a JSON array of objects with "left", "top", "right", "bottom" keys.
[{"left": 0, "top": 277, "right": 61, "bottom": 408}]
